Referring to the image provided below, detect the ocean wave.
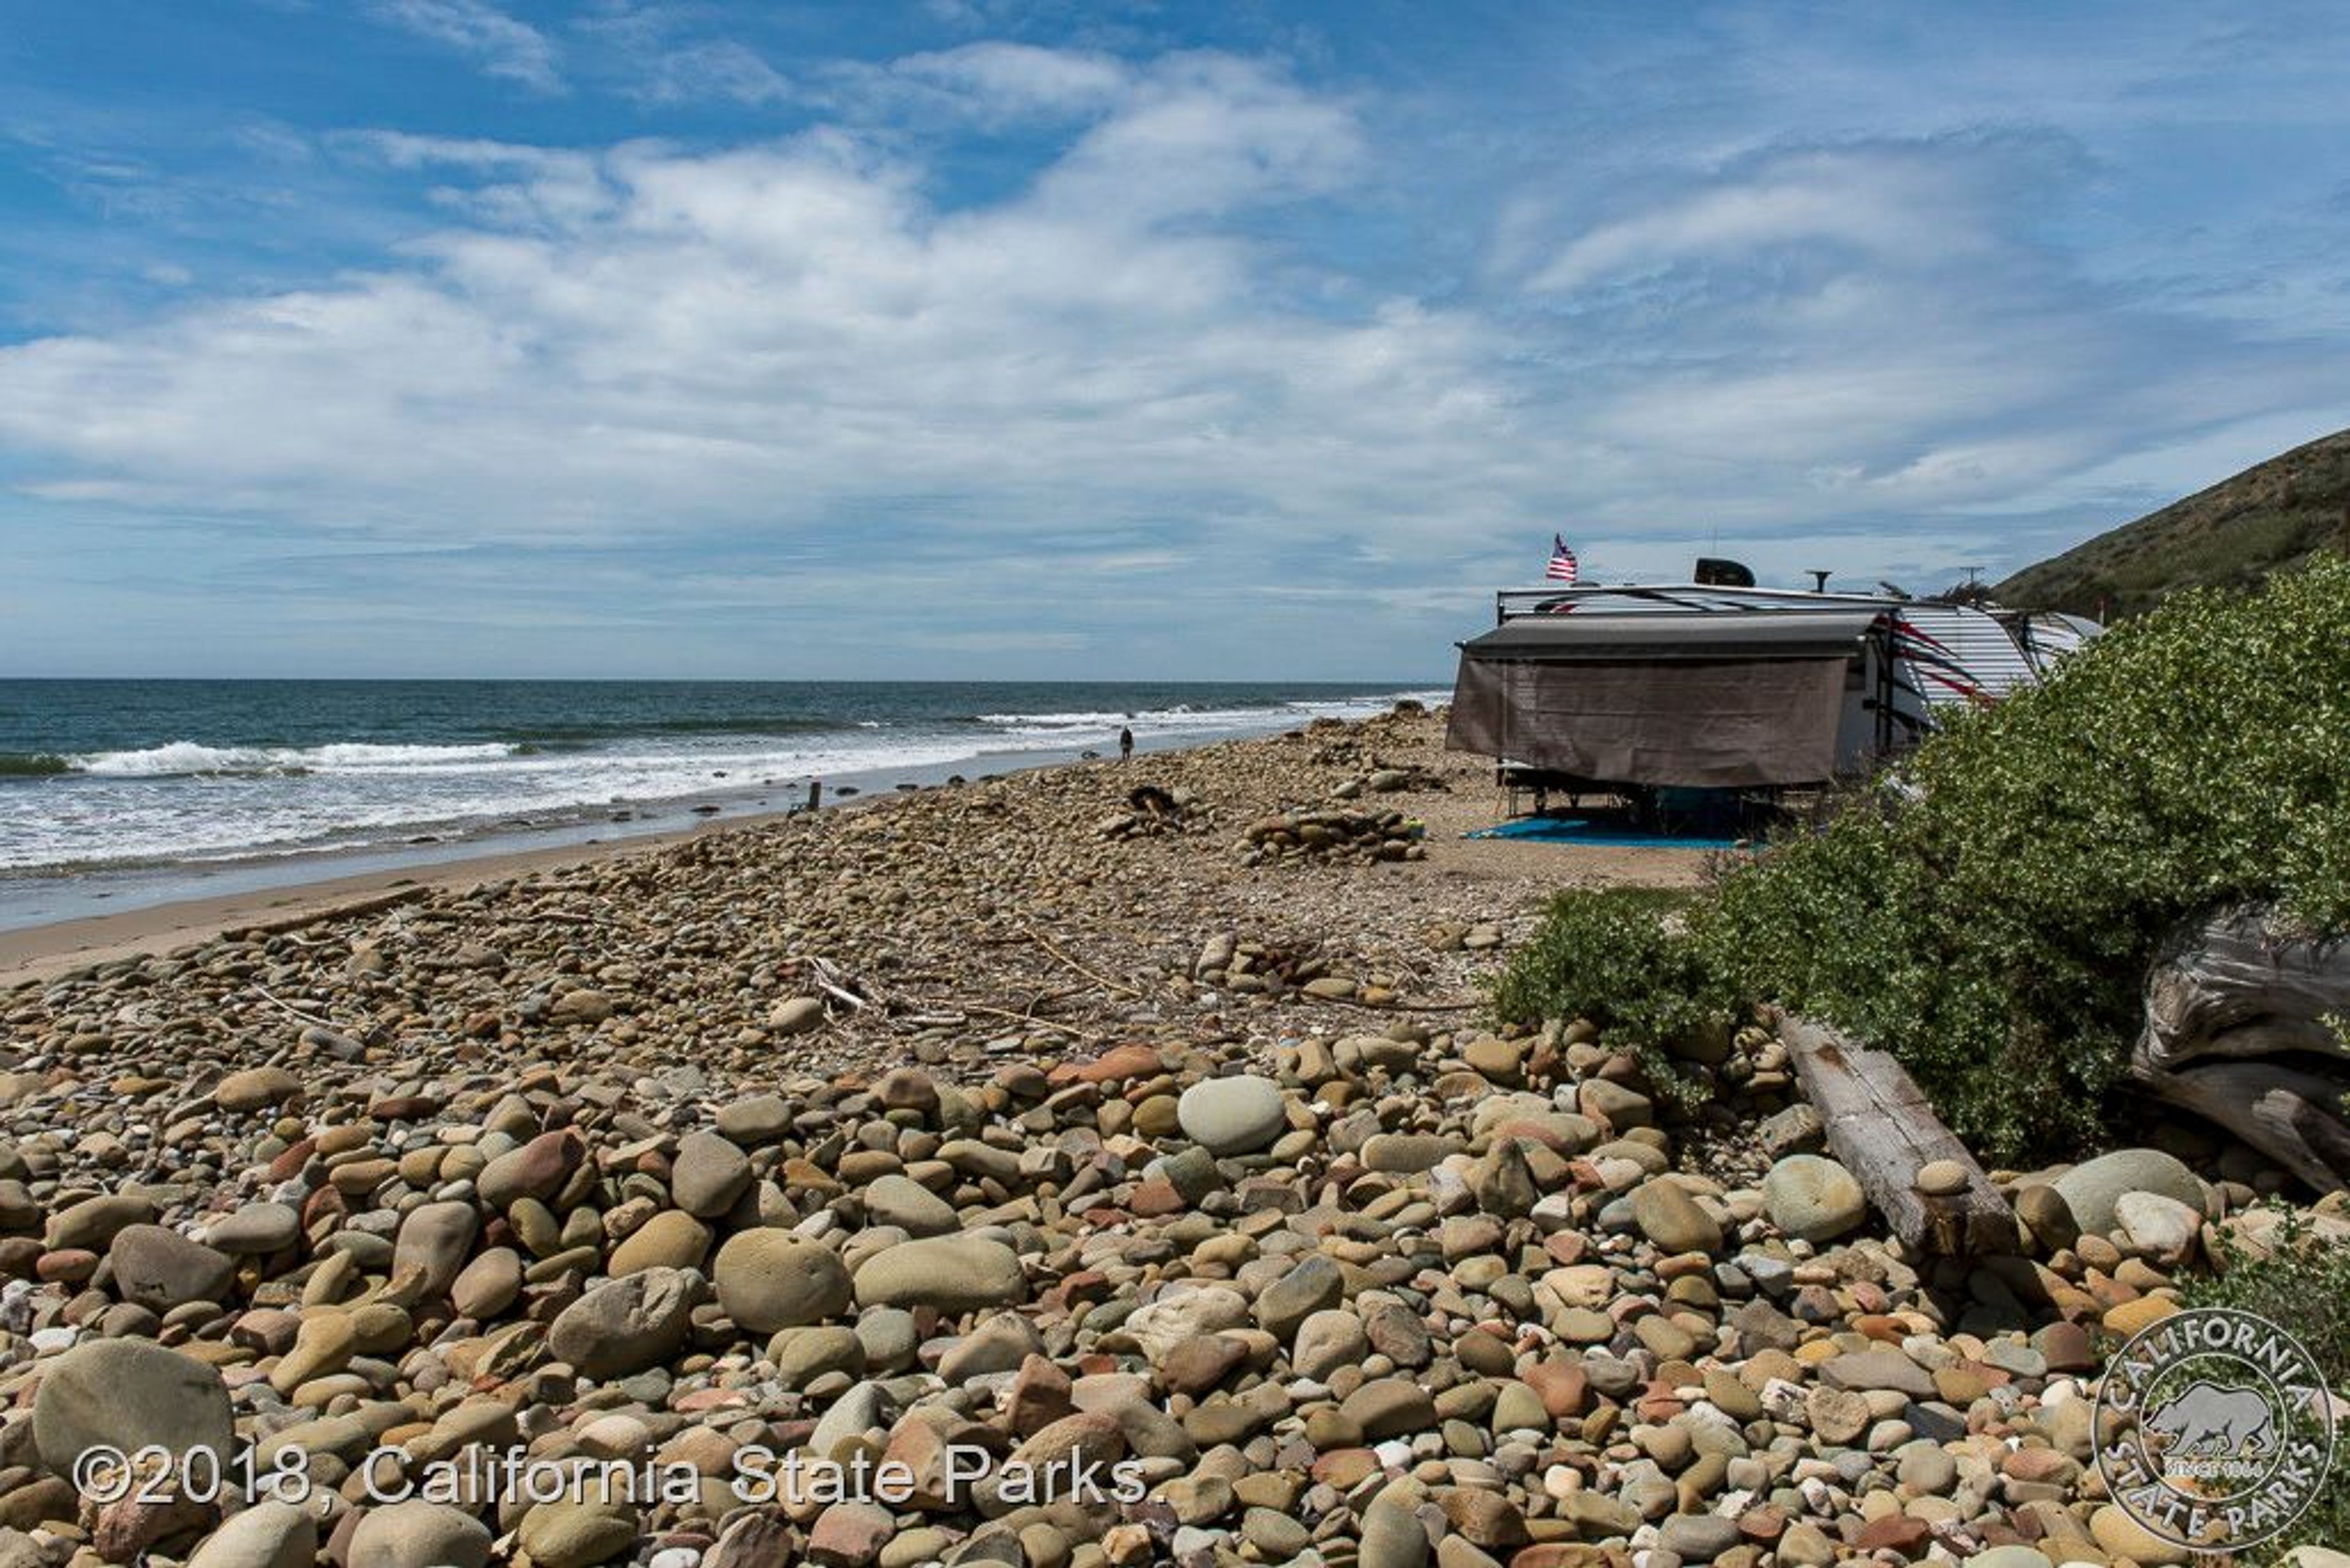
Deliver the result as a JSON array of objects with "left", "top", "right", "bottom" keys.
[
  {"left": 970, "top": 690, "right": 1441, "bottom": 741},
  {"left": 70, "top": 740, "right": 520, "bottom": 777},
  {"left": 974, "top": 709, "right": 1146, "bottom": 728},
  {"left": 0, "top": 753, "right": 73, "bottom": 778},
  {"left": 0, "top": 687, "right": 1450, "bottom": 873},
  {"left": 496, "top": 716, "right": 851, "bottom": 742}
]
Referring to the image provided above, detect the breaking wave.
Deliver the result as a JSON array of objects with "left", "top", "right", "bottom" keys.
[{"left": 67, "top": 741, "right": 521, "bottom": 778}]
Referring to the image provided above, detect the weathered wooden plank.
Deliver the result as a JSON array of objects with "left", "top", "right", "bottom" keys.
[
  {"left": 1773, "top": 1009, "right": 2019, "bottom": 1255},
  {"left": 2140, "top": 903, "right": 2350, "bottom": 1069},
  {"left": 2131, "top": 904, "right": 2350, "bottom": 1192}
]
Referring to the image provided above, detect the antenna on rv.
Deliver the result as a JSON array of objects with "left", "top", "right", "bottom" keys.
[{"left": 1806, "top": 570, "right": 1831, "bottom": 594}]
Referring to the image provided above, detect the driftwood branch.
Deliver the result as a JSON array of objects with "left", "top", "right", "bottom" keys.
[
  {"left": 1311, "top": 995, "right": 1479, "bottom": 1014},
  {"left": 1020, "top": 924, "right": 1143, "bottom": 999},
  {"left": 787, "top": 955, "right": 873, "bottom": 1012},
  {"left": 905, "top": 997, "right": 1103, "bottom": 1042},
  {"left": 2132, "top": 903, "right": 2350, "bottom": 1192},
  {"left": 250, "top": 983, "right": 338, "bottom": 1034},
  {"left": 1775, "top": 1010, "right": 2019, "bottom": 1255}
]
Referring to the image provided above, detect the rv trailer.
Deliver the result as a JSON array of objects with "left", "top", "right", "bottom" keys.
[{"left": 1444, "top": 565, "right": 2098, "bottom": 814}]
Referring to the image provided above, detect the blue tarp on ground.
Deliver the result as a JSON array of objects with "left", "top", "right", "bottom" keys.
[{"left": 1463, "top": 815, "right": 1745, "bottom": 850}]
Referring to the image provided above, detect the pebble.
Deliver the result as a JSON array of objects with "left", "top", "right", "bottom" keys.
[
  {"left": 670, "top": 1130, "right": 753, "bottom": 1217},
  {"left": 394, "top": 1199, "right": 480, "bottom": 1297},
  {"left": 1358, "top": 1493, "right": 1430, "bottom": 1568},
  {"left": 185, "top": 1501, "right": 316, "bottom": 1568},
  {"left": 31, "top": 1337, "right": 236, "bottom": 1470},
  {"left": 2050, "top": 1146, "right": 2206, "bottom": 1234},
  {"left": 107, "top": 1222, "right": 234, "bottom": 1310},
  {"left": 546, "top": 1266, "right": 698, "bottom": 1378},
  {"left": 1657, "top": 1514, "right": 1744, "bottom": 1562},
  {"left": 2114, "top": 1189, "right": 2202, "bottom": 1262},
  {"left": 214, "top": 1066, "right": 302, "bottom": 1112},
  {"left": 1914, "top": 1157, "right": 1968, "bottom": 1195},
  {"left": 345, "top": 1495, "right": 493, "bottom": 1568},
  {"left": 714, "top": 1230, "right": 853, "bottom": 1331},
  {"left": 1761, "top": 1152, "right": 1867, "bottom": 1243},
  {"left": 1630, "top": 1178, "right": 1724, "bottom": 1253},
  {"left": 852, "top": 1234, "right": 1027, "bottom": 1310},
  {"left": 1175, "top": 1075, "right": 1287, "bottom": 1155}
]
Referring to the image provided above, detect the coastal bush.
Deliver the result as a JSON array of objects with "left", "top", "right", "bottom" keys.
[
  {"left": 1494, "top": 556, "right": 2350, "bottom": 1160},
  {"left": 1486, "top": 886, "right": 1729, "bottom": 1098}
]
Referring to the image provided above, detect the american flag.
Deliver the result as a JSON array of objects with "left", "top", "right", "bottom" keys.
[{"left": 1545, "top": 534, "right": 1580, "bottom": 583}]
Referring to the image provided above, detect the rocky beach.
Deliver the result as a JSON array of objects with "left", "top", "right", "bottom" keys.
[{"left": 0, "top": 704, "right": 2340, "bottom": 1568}]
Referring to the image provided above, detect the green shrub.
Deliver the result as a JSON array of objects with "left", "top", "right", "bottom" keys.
[
  {"left": 1495, "top": 557, "right": 2350, "bottom": 1161},
  {"left": 1486, "top": 886, "right": 1729, "bottom": 1099},
  {"left": 2176, "top": 1211, "right": 2350, "bottom": 1562}
]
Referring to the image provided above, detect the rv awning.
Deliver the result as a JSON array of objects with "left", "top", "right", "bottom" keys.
[
  {"left": 1446, "top": 610, "right": 1879, "bottom": 788},
  {"left": 1457, "top": 608, "right": 1881, "bottom": 663}
]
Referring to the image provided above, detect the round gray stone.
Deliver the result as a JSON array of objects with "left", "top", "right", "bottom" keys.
[
  {"left": 546, "top": 1267, "right": 698, "bottom": 1379},
  {"left": 670, "top": 1130, "right": 753, "bottom": 1219},
  {"left": 187, "top": 1502, "right": 317, "bottom": 1568},
  {"left": 393, "top": 1201, "right": 480, "bottom": 1299},
  {"left": 1762, "top": 1154, "right": 1867, "bottom": 1245},
  {"left": 1658, "top": 1514, "right": 1743, "bottom": 1562},
  {"left": 715, "top": 1230, "right": 854, "bottom": 1332},
  {"left": 1176, "top": 1076, "right": 1286, "bottom": 1156},
  {"left": 860, "top": 1173, "right": 958, "bottom": 1237},
  {"left": 2051, "top": 1148, "right": 2206, "bottom": 1236},
  {"left": 348, "top": 1501, "right": 495, "bottom": 1568},
  {"left": 852, "top": 1234, "right": 1027, "bottom": 1313},
  {"left": 1628, "top": 1178, "right": 1724, "bottom": 1254},
  {"left": 205, "top": 1203, "right": 302, "bottom": 1256},
  {"left": 33, "top": 1338, "right": 234, "bottom": 1476},
  {"left": 107, "top": 1223, "right": 234, "bottom": 1312}
]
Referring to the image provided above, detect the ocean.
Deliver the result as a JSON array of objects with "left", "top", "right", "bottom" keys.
[{"left": 0, "top": 678, "right": 1442, "bottom": 925}]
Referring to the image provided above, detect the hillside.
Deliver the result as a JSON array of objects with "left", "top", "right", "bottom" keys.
[{"left": 1996, "top": 427, "right": 2350, "bottom": 618}]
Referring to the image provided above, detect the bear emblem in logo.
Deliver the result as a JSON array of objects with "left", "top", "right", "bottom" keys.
[
  {"left": 2145, "top": 1379, "right": 2275, "bottom": 1457},
  {"left": 2093, "top": 1305, "right": 2336, "bottom": 1552}
]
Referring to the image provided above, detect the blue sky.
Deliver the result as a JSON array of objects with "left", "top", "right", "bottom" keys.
[{"left": 2, "top": 2, "right": 2346, "bottom": 679}]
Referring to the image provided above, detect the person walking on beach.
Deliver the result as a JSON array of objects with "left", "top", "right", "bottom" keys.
[{"left": 1119, "top": 726, "right": 1134, "bottom": 761}]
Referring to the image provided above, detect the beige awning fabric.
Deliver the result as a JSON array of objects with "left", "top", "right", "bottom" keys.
[{"left": 1445, "top": 655, "right": 1852, "bottom": 787}]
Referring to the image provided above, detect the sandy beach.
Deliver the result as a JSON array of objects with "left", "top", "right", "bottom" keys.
[{"left": 0, "top": 813, "right": 793, "bottom": 993}]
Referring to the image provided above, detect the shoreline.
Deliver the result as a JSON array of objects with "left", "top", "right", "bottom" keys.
[
  {"left": 0, "top": 689, "right": 1449, "bottom": 938},
  {"left": 0, "top": 812, "right": 742, "bottom": 988},
  {"left": 0, "top": 739, "right": 1155, "bottom": 988},
  {"left": 4, "top": 705, "right": 1692, "bottom": 990}
]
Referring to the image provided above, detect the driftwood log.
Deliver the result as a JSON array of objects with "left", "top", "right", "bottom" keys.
[
  {"left": 1774, "top": 1009, "right": 2020, "bottom": 1255},
  {"left": 2133, "top": 903, "right": 2350, "bottom": 1193}
]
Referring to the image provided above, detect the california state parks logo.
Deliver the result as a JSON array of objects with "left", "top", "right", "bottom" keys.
[{"left": 2093, "top": 1306, "right": 2337, "bottom": 1551}]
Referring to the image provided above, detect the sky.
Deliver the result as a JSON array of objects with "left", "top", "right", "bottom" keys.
[{"left": 1, "top": 2, "right": 2347, "bottom": 679}]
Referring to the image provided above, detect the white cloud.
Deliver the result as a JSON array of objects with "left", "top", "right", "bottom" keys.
[
  {"left": 576, "top": 7, "right": 792, "bottom": 107},
  {"left": 892, "top": 42, "right": 1130, "bottom": 116},
  {"left": 1035, "top": 53, "right": 1363, "bottom": 225},
  {"left": 1529, "top": 142, "right": 2016, "bottom": 293},
  {"left": 1504, "top": 133, "right": 2338, "bottom": 543},
  {"left": 0, "top": 55, "right": 1498, "bottom": 568},
  {"left": 636, "top": 39, "right": 791, "bottom": 106},
  {"left": 365, "top": 0, "right": 563, "bottom": 93}
]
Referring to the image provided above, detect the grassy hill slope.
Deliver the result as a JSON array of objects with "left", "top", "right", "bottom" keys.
[{"left": 1997, "top": 427, "right": 2350, "bottom": 618}]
